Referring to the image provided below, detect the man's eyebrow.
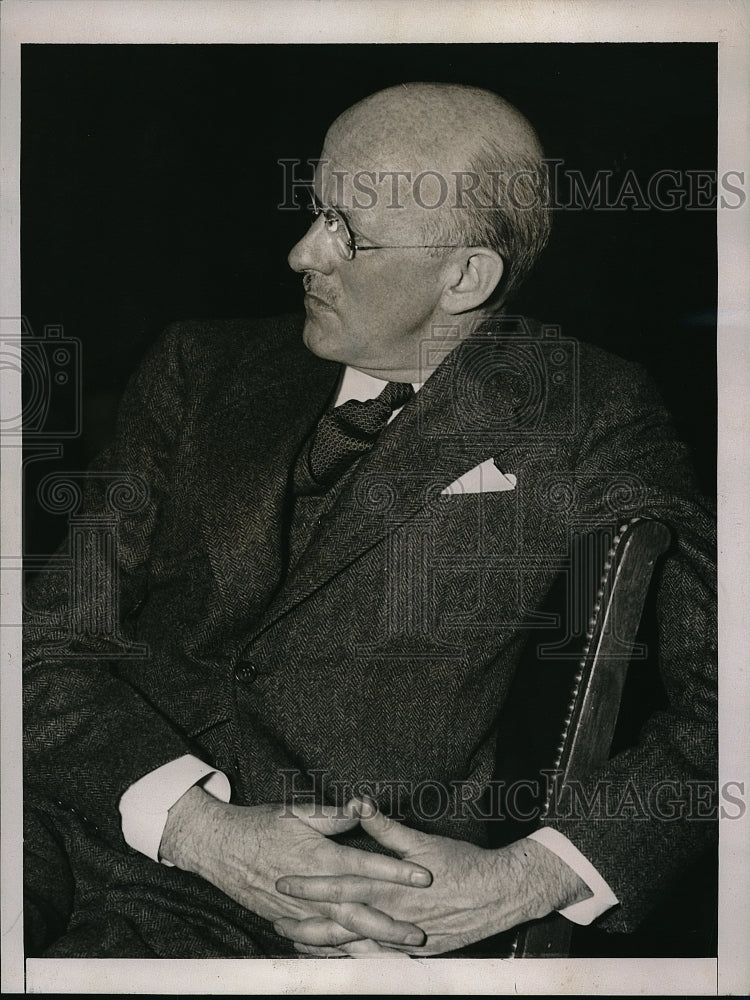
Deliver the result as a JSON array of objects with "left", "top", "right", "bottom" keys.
[
  {"left": 314, "top": 185, "right": 371, "bottom": 237},
  {"left": 314, "top": 190, "right": 351, "bottom": 221},
  {"left": 321, "top": 195, "right": 367, "bottom": 235}
]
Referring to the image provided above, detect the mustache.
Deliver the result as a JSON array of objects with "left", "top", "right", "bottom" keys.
[{"left": 303, "top": 273, "right": 336, "bottom": 306}]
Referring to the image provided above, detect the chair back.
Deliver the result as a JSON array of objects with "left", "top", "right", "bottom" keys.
[{"left": 492, "top": 517, "right": 671, "bottom": 958}]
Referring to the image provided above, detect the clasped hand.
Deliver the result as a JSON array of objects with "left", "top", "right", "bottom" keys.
[
  {"left": 160, "top": 787, "right": 431, "bottom": 949},
  {"left": 274, "top": 799, "right": 583, "bottom": 956},
  {"left": 162, "top": 789, "right": 586, "bottom": 957}
]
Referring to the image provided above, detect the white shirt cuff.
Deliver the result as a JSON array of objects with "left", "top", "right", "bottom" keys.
[
  {"left": 119, "top": 754, "right": 231, "bottom": 865},
  {"left": 526, "top": 827, "right": 619, "bottom": 924}
]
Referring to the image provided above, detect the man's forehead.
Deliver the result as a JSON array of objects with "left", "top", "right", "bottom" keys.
[
  {"left": 323, "top": 114, "right": 421, "bottom": 171},
  {"left": 314, "top": 137, "right": 462, "bottom": 219},
  {"left": 315, "top": 140, "right": 422, "bottom": 196}
]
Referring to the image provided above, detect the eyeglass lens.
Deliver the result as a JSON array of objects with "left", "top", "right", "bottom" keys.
[{"left": 299, "top": 188, "right": 355, "bottom": 260}]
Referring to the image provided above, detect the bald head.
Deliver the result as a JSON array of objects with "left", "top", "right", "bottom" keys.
[
  {"left": 327, "top": 82, "right": 543, "bottom": 179},
  {"left": 319, "top": 82, "right": 550, "bottom": 304}
]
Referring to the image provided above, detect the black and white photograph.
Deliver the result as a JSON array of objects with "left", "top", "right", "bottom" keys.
[{"left": 1, "top": 1, "right": 748, "bottom": 994}]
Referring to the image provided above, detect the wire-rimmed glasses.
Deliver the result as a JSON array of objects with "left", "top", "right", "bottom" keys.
[{"left": 304, "top": 189, "right": 463, "bottom": 261}]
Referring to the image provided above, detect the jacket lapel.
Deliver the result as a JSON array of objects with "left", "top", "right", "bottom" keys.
[
  {"left": 196, "top": 335, "right": 340, "bottom": 623},
  {"left": 253, "top": 328, "right": 537, "bottom": 634}
]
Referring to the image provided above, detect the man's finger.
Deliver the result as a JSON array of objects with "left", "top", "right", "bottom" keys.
[
  {"left": 358, "top": 805, "right": 427, "bottom": 857},
  {"left": 338, "top": 842, "right": 432, "bottom": 885},
  {"left": 276, "top": 899, "right": 426, "bottom": 947},
  {"left": 277, "top": 873, "right": 426, "bottom": 904},
  {"left": 328, "top": 901, "right": 426, "bottom": 946},
  {"left": 295, "top": 943, "right": 350, "bottom": 958},
  {"left": 328, "top": 903, "right": 427, "bottom": 948},
  {"left": 273, "top": 916, "right": 361, "bottom": 947},
  {"left": 289, "top": 800, "right": 361, "bottom": 836},
  {"left": 284, "top": 799, "right": 433, "bottom": 886},
  {"left": 340, "top": 938, "right": 413, "bottom": 958},
  {"left": 294, "top": 938, "right": 410, "bottom": 958}
]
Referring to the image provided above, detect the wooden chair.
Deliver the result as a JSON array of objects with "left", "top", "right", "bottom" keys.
[{"left": 488, "top": 517, "right": 672, "bottom": 958}]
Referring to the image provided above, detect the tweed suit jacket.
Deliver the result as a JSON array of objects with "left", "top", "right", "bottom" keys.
[{"left": 24, "top": 311, "right": 717, "bottom": 934}]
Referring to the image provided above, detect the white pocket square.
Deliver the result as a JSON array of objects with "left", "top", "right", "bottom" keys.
[{"left": 441, "top": 458, "right": 517, "bottom": 495}]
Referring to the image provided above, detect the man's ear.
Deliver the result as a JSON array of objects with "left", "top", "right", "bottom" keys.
[{"left": 440, "top": 247, "right": 504, "bottom": 314}]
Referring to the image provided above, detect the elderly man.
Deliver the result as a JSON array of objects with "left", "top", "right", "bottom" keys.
[{"left": 24, "top": 82, "right": 716, "bottom": 958}]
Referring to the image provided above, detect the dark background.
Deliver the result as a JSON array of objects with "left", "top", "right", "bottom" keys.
[{"left": 21, "top": 43, "right": 718, "bottom": 956}]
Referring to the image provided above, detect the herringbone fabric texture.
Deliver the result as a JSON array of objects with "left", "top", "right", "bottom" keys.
[
  {"left": 295, "top": 380, "right": 414, "bottom": 493},
  {"left": 22, "top": 313, "right": 717, "bottom": 956}
]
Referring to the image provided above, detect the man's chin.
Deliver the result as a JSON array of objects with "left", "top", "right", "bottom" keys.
[{"left": 302, "top": 316, "right": 344, "bottom": 362}]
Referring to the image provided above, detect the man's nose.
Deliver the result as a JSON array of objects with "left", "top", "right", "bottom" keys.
[{"left": 287, "top": 216, "right": 336, "bottom": 274}]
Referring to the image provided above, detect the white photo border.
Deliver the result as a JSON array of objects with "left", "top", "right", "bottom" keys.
[{"left": 1, "top": 0, "right": 747, "bottom": 994}]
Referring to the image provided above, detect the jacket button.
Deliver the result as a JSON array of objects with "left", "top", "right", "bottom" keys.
[{"left": 234, "top": 661, "right": 255, "bottom": 682}]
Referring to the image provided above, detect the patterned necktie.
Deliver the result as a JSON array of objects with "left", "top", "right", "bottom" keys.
[{"left": 294, "top": 380, "right": 415, "bottom": 494}]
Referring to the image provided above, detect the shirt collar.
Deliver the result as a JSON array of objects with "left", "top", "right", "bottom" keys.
[{"left": 334, "top": 366, "right": 423, "bottom": 407}]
